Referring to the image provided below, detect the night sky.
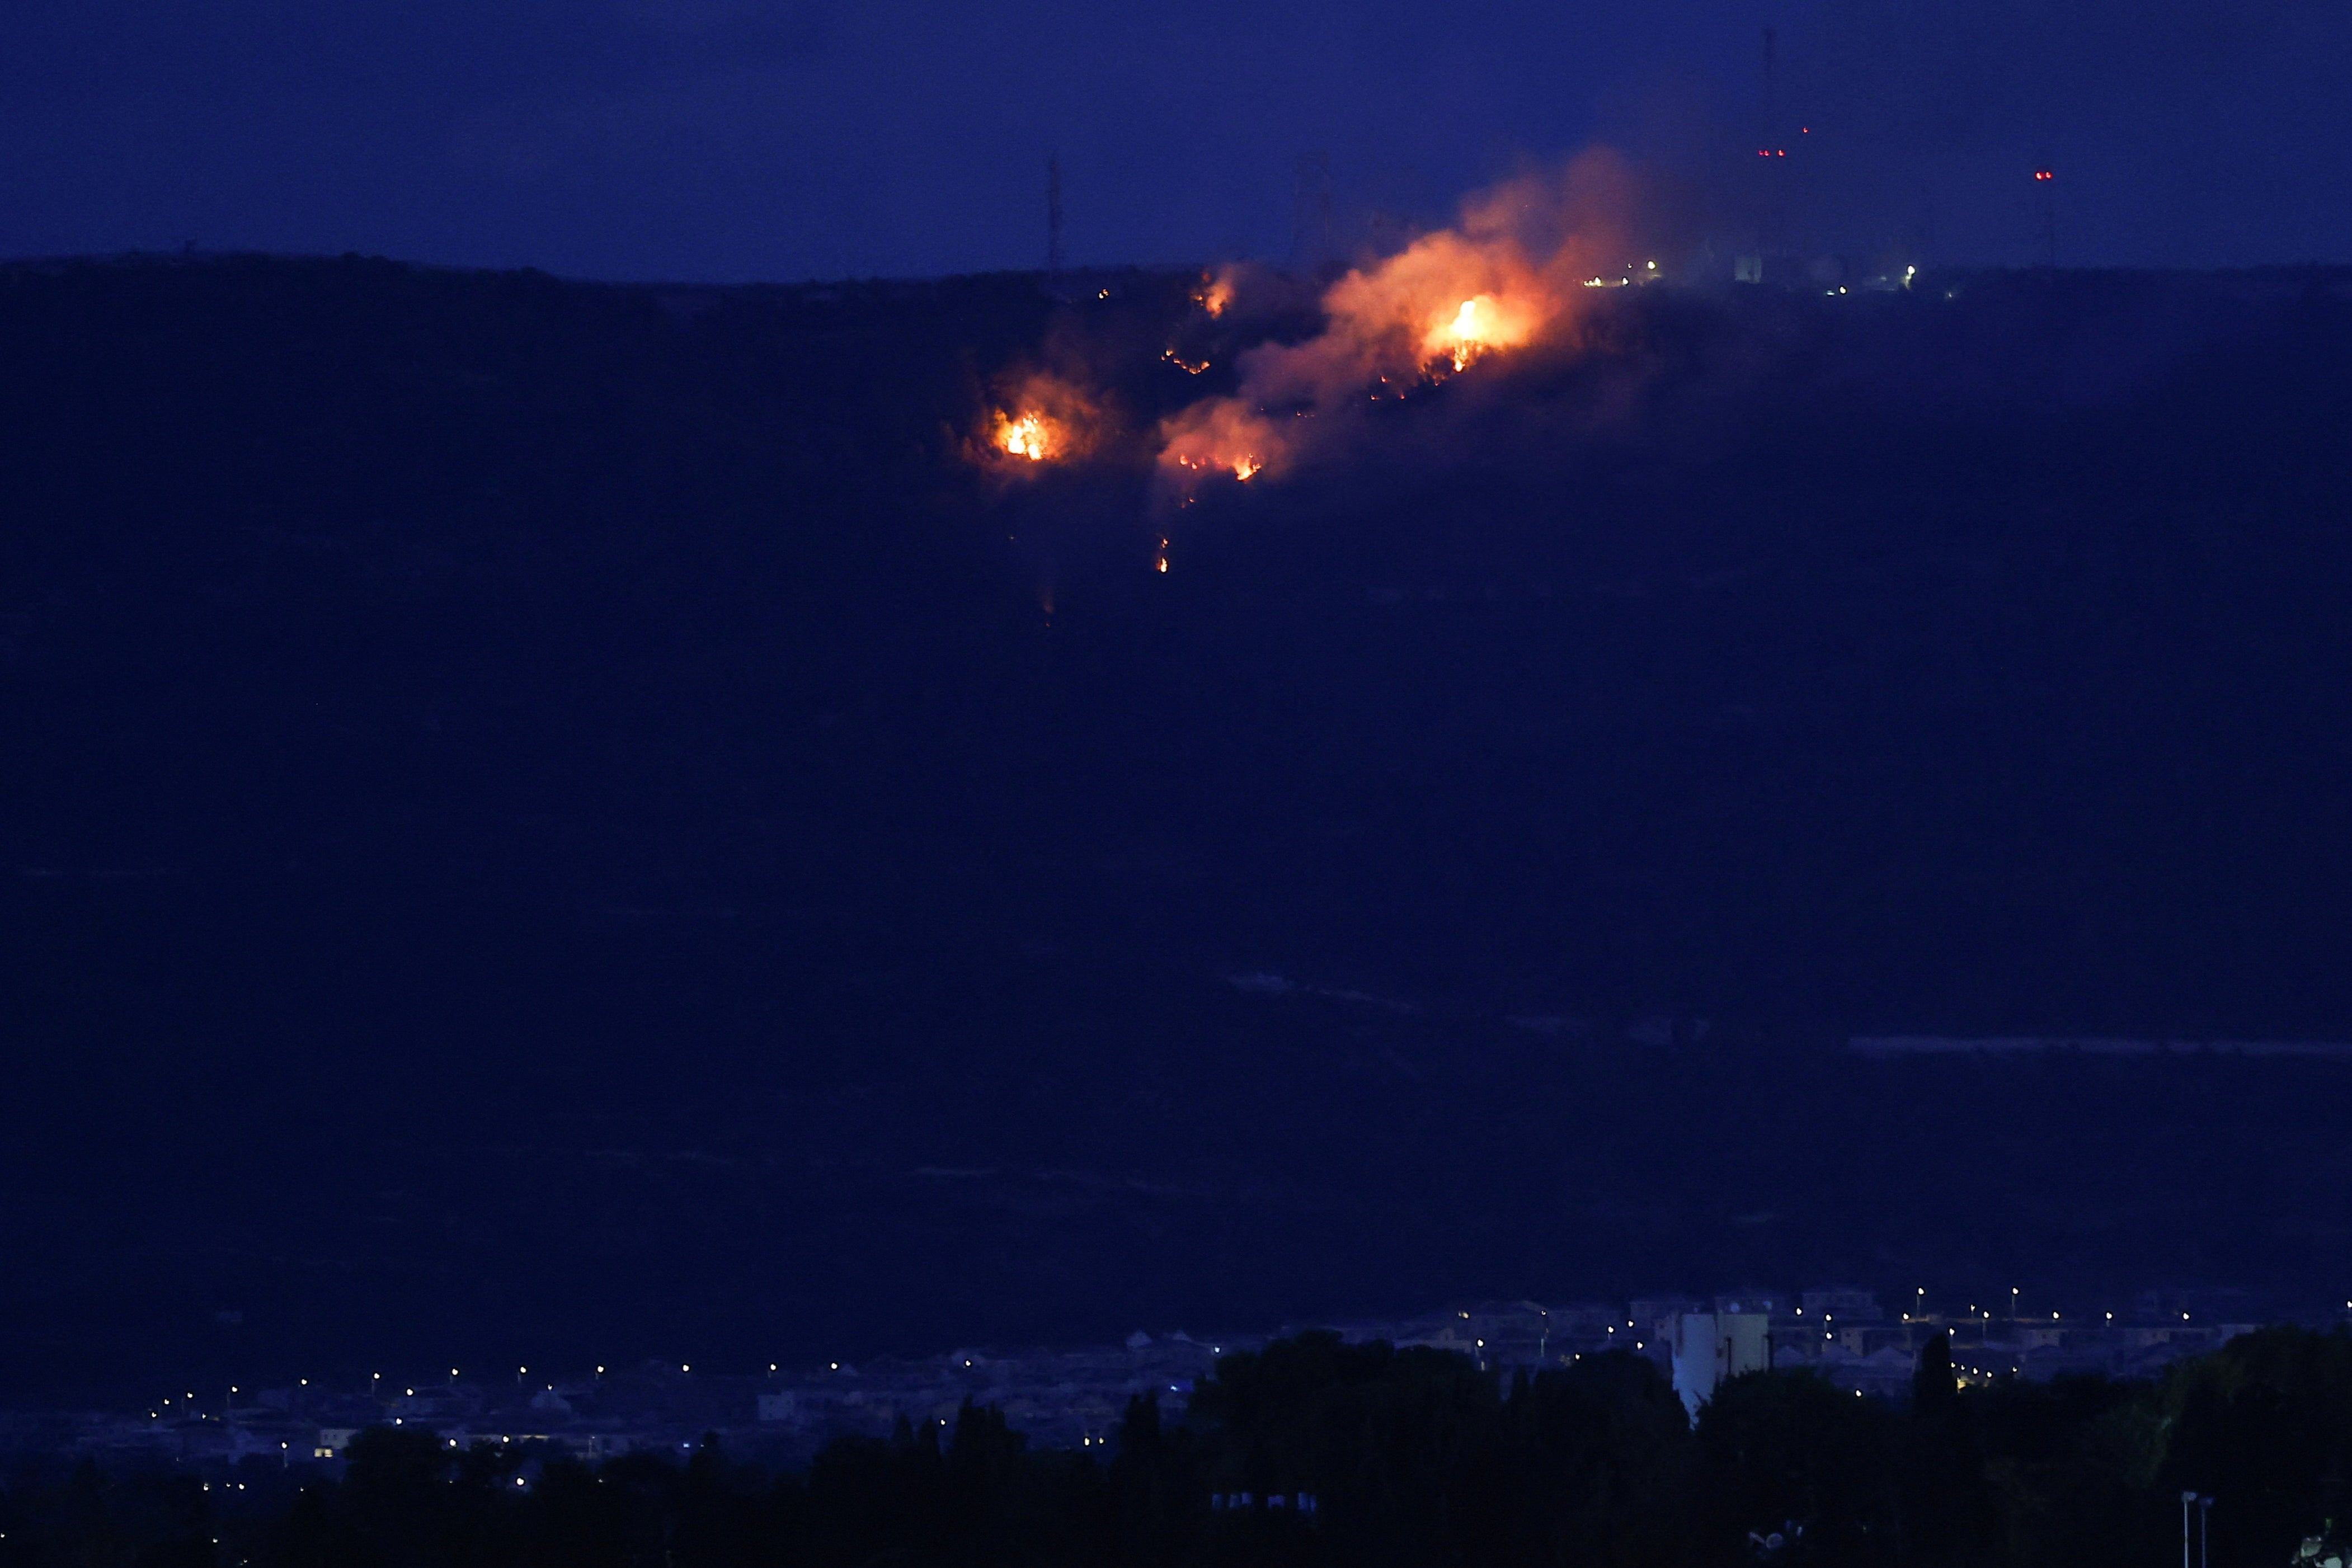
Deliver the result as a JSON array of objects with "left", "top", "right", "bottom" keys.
[{"left": 4, "top": 0, "right": 2348, "bottom": 281}]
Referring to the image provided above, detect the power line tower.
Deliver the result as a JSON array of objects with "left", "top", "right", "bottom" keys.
[
  {"left": 1291, "top": 152, "right": 1333, "bottom": 272},
  {"left": 1756, "top": 25, "right": 1787, "bottom": 257},
  {"left": 2031, "top": 148, "right": 2057, "bottom": 269},
  {"left": 1046, "top": 154, "right": 1065, "bottom": 276}
]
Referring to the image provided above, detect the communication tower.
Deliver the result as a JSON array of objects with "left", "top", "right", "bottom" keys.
[
  {"left": 1047, "top": 154, "right": 1065, "bottom": 275},
  {"left": 1756, "top": 25, "right": 1787, "bottom": 257},
  {"left": 1291, "top": 152, "right": 1333, "bottom": 272}
]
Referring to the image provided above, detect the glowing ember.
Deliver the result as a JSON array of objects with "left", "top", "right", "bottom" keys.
[
  {"left": 993, "top": 411, "right": 1059, "bottom": 461},
  {"left": 1162, "top": 349, "right": 1211, "bottom": 374}
]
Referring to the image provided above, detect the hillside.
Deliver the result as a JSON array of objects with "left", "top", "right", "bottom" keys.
[{"left": 3, "top": 253, "right": 2351, "bottom": 1401}]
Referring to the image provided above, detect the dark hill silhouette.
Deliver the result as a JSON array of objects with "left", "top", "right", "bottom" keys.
[{"left": 3, "top": 253, "right": 2351, "bottom": 1401}]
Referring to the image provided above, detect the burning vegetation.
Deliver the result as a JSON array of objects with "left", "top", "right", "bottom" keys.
[
  {"left": 1194, "top": 270, "right": 1235, "bottom": 318},
  {"left": 979, "top": 370, "right": 1102, "bottom": 473},
  {"left": 992, "top": 410, "right": 1060, "bottom": 462}
]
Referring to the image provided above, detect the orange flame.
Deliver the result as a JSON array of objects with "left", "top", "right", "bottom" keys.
[
  {"left": 994, "top": 410, "right": 1057, "bottom": 461},
  {"left": 980, "top": 369, "right": 1103, "bottom": 472}
]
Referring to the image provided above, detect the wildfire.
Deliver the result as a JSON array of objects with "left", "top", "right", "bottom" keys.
[
  {"left": 1162, "top": 348, "right": 1211, "bottom": 375},
  {"left": 1154, "top": 149, "right": 1635, "bottom": 490},
  {"left": 994, "top": 410, "right": 1057, "bottom": 461},
  {"left": 1196, "top": 271, "right": 1235, "bottom": 317}
]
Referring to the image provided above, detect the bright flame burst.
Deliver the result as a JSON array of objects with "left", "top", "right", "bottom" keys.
[
  {"left": 980, "top": 370, "right": 1102, "bottom": 473},
  {"left": 994, "top": 411, "right": 1056, "bottom": 461},
  {"left": 1442, "top": 297, "right": 1489, "bottom": 372}
]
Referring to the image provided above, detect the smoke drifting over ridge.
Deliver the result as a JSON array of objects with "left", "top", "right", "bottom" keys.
[{"left": 1157, "top": 150, "right": 1645, "bottom": 490}]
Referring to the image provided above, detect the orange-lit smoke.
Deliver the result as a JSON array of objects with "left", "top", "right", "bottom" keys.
[
  {"left": 1159, "top": 397, "right": 1285, "bottom": 486},
  {"left": 1156, "top": 151, "right": 1634, "bottom": 488}
]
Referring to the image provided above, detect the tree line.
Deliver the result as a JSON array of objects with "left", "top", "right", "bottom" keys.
[{"left": 6, "top": 1326, "right": 2352, "bottom": 1568}]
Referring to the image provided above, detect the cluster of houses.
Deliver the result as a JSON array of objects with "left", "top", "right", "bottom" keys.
[
  {"left": 3, "top": 1287, "right": 2284, "bottom": 1473},
  {"left": 1326, "top": 1287, "right": 2268, "bottom": 1412}
]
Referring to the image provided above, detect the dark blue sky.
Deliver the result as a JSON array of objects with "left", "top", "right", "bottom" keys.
[{"left": 4, "top": 0, "right": 2346, "bottom": 281}]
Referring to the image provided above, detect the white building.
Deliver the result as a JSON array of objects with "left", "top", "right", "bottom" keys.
[{"left": 1671, "top": 1312, "right": 1772, "bottom": 1415}]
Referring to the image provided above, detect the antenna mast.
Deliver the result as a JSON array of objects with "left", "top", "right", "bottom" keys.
[
  {"left": 1046, "top": 154, "right": 1065, "bottom": 275},
  {"left": 1758, "top": 25, "right": 1785, "bottom": 256},
  {"left": 1291, "top": 152, "right": 1333, "bottom": 272}
]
